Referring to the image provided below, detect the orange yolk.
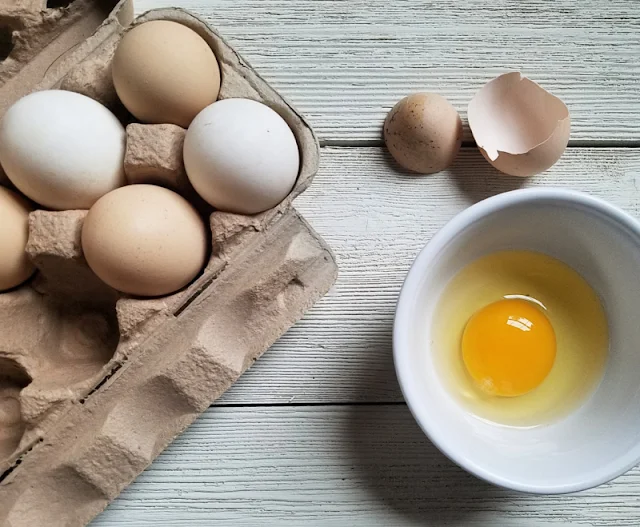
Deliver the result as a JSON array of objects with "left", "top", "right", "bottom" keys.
[{"left": 461, "top": 298, "right": 556, "bottom": 397}]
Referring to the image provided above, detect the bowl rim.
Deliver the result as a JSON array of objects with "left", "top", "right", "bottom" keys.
[{"left": 393, "top": 187, "right": 640, "bottom": 494}]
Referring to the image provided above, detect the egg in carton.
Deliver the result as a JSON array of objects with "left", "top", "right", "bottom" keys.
[{"left": 0, "top": 1, "right": 337, "bottom": 525}]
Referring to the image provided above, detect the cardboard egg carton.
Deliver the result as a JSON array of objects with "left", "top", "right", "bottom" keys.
[{"left": 0, "top": 1, "right": 337, "bottom": 525}]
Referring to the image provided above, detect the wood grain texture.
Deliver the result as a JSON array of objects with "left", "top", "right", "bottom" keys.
[
  {"left": 95, "top": 405, "right": 640, "bottom": 526},
  {"left": 134, "top": 0, "right": 640, "bottom": 144},
  {"left": 212, "top": 146, "right": 640, "bottom": 405},
  {"left": 101, "top": 3, "right": 640, "bottom": 525}
]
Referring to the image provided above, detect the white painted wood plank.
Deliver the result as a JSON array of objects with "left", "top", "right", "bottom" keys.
[
  {"left": 214, "top": 146, "right": 640, "bottom": 405},
  {"left": 98, "top": 4, "right": 640, "bottom": 525},
  {"left": 135, "top": 0, "right": 640, "bottom": 143},
  {"left": 94, "top": 405, "right": 640, "bottom": 526}
]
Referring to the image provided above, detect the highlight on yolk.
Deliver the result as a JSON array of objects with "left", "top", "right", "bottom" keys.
[{"left": 461, "top": 298, "right": 556, "bottom": 397}]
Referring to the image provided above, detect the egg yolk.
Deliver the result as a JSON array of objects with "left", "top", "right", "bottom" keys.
[{"left": 461, "top": 298, "right": 556, "bottom": 397}]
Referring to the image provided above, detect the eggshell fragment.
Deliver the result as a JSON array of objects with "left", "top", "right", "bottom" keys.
[
  {"left": 468, "top": 72, "right": 570, "bottom": 177},
  {"left": 384, "top": 93, "right": 462, "bottom": 174}
]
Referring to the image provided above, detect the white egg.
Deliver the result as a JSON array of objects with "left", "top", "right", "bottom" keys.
[
  {"left": 0, "top": 90, "right": 126, "bottom": 210},
  {"left": 183, "top": 98, "right": 300, "bottom": 215}
]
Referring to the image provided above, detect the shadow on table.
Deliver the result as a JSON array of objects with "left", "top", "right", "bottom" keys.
[
  {"left": 447, "top": 147, "right": 525, "bottom": 203},
  {"left": 340, "top": 148, "right": 528, "bottom": 524},
  {"left": 346, "top": 322, "right": 513, "bottom": 526},
  {"left": 379, "top": 140, "right": 525, "bottom": 204}
]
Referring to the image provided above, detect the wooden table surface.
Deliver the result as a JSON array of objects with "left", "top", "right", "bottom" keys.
[{"left": 96, "top": 1, "right": 640, "bottom": 525}]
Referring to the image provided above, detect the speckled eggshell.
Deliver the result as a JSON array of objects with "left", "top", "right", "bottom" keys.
[
  {"left": 0, "top": 187, "right": 35, "bottom": 291},
  {"left": 112, "top": 20, "right": 221, "bottom": 128},
  {"left": 384, "top": 93, "right": 462, "bottom": 174},
  {"left": 81, "top": 184, "right": 209, "bottom": 297}
]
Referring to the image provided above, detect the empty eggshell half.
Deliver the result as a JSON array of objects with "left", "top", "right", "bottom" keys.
[{"left": 467, "top": 72, "right": 570, "bottom": 177}]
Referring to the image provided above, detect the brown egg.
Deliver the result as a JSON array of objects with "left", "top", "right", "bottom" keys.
[
  {"left": 0, "top": 187, "right": 35, "bottom": 291},
  {"left": 112, "top": 20, "right": 221, "bottom": 128},
  {"left": 82, "top": 185, "right": 209, "bottom": 297},
  {"left": 384, "top": 93, "right": 462, "bottom": 174},
  {"left": 468, "top": 72, "right": 570, "bottom": 177}
]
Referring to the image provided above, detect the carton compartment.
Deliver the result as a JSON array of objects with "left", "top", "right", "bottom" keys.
[
  {"left": 0, "top": 26, "right": 13, "bottom": 60},
  {"left": 0, "top": 359, "right": 29, "bottom": 462},
  {"left": 0, "top": 285, "right": 120, "bottom": 466},
  {"left": 0, "top": 0, "right": 132, "bottom": 118}
]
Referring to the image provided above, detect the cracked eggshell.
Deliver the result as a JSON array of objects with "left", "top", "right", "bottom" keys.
[{"left": 468, "top": 72, "right": 570, "bottom": 178}]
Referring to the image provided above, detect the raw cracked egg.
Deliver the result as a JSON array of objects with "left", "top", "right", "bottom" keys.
[
  {"left": 468, "top": 72, "right": 570, "bottom": 177},
  {"left": 462, "top": 298, "right": 556, "bottom": 398},
  {"left": 0, "top": 90, "right": 126, "bottom": 210},
  {"left": 433, "top": 250, "right": 608, "bottom": 427}
]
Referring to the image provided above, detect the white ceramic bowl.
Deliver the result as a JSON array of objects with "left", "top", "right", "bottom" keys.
[{"left": 394, "top": 188, "right": 640, "bottom": 494}]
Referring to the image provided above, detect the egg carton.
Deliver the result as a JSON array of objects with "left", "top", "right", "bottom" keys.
[{"left": 0, "top": 1, "right": 338, "bottom": 525}]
